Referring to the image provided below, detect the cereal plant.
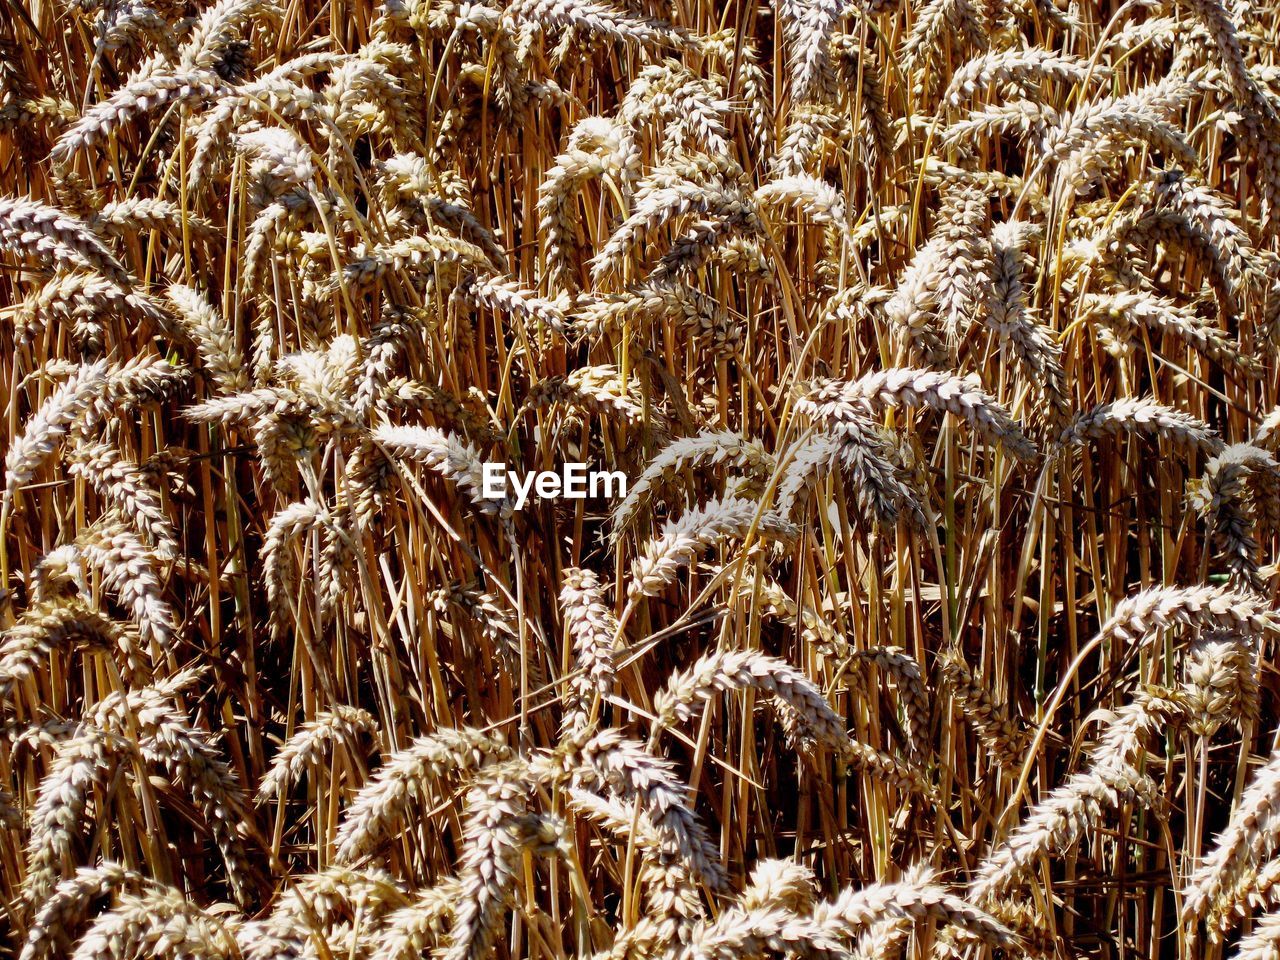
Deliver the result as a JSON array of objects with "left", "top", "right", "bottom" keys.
[{"left": 2, "top": 0, "right": 1280, "bottom": 957}]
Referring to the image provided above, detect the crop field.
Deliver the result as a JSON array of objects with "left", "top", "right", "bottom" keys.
[{"left": 2, "top": 0, "right": 1280, "bottom": 957}]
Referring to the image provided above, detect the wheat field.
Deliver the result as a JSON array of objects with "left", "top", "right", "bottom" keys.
[{"left": 4, "top": 0, "right": 1280, "bottom": 957}]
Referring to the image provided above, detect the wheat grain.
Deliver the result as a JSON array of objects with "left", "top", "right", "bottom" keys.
[
  {"left": 334, "top": 727, "right": 511, "bottom": 862},
  {"left": 630, "top": 497, "right": 798, "bottom": 598},
  {"left": 257, "top": 705, "right": 378, "bottom": 801},
  {"left": 800, "top": 369, "right": 1038, "bottom": 461}
]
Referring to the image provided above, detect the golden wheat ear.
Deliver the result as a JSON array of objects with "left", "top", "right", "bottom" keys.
[{"left": 333, "top": 728, "right": 511, "bottom": 863}]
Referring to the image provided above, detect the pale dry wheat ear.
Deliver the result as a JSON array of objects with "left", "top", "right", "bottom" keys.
[
  {"left": 1221, "top": 444, "right": 1280, "bottom": 539},
  {"left": 921, "top": 159, "right": 1049, "bottom": 212},
  {"left": 14, "top": 270, "right": 167, "bottom": 349},
  {"left": 536, "top": 117, "right": 627, "bottom": 292},
  {"left": 372, "top": 422, "right": 508, "bottom": 517},
  {"left": 256, "top": 705, "right": 379, "bottom": 802},
  {"left": 772, "top": 101, "right": 846, "bottom": 177},
  {"left": 321, "top": 48, "right": 415, "bottom": 158},
  {"left": 1042, "top": 74, "right": 1205, "bottom": 178},
  {"left": 972, "top": 760, "right": 1164, "bottom": 902},
  {"left": 338, "top": 232, "right": 492, "bottom": 293},
  {"left": 0, "top": 196, "right": 134, "bottom": 286},
  {"left": 507, "top": 0, "right": 696, "bottom": 50},
  {"left": 939, "top": 652, "right": 1027, "bottom": 772},
  {"left": 645, "top": 199, "right": 767, "bottom": 284},
  {"left": 380, "top": 378, "right": 501, "bottom": 444},
  {"left": 1181, "top": 634, "right": 1258, "bottom": 737},
  {"left": 679, "top": 906, "right": 848, "bottom": 960},
  {"left": 233, "top": 915, "right": 309, "bottom": 960},
  {"left": 1080, "top": 290, "right": 1261, "bottom": 378},
  {"left": 183, "top": 383, "right": 315, "bottom": 446},
  {"left": 943, "top": 47, "right": 1104, "bottom": 109},
  {"left": 771, "top": 0, "right": 844, "bottom": 102},
  {"left": 986, "top": 220, "right": 1070, "bottom": 422},
  {"left": 589, "top": 160, "right": 761, "bottom": 284},
  {"left": 266, "top": 865, "right": 408, "bottom": 934},
  {"left": 68, "top": 886, "right": 240, "bottom": 960},
  {"left": 882, "top": 238, "right": 950, "bottom": 365},
  {"left": 22, "top": 726, "right": 129, "bottom": 906},
  {"left": 376, "top": 880, "right": 463, "bottom": 960},
  {"left": 773, "top": 422, "right": 924, "bottom": 530},
  {"left": 2, "top": 359, "right": 109, "bottom": 519},
  {"left": 30, "top": 544, "right": 86, "bottom": 603},
  {"left": 353, "top": 307, "right": 414, "bottom": 421},
  {"left": 574, "top": 282, "right": 742, "bottom": 356},
  {"left": 652, "top": 648, "right": 931, "bottom": 796},
  {"left": 701, "top": 28, "right": 772, "bottom": 149},
  {"left": 77, "top": 354, "right": 191, "bottom": 439},
  {"left": 715, "top": 564, "right": 840, "bottom": 653},
  {"left": 261, "top": 498, "right": 327, "bottom": 640},
  {"left": 799, "top": 369, "right": 1038, "bottom": 462},
  {"left": 629, "top": 496, "right": 799, "bottom": 599},
  {"left": 179, "top": 0, "right": 284, "bottom": 69},
  {"left": 1189, "top": 443, "right": 1280, "bottom": 588},
  {"left": 87, "top": 681, "right": 257, "bottom": 906},
  {"left": 66, "top": 438, "right": 179, "bottom": 558},
  {"left": 569, "top": 726, "right": 726, "bottom": 890},
  {"left": 315, "top": 500, "right": 360, "bottom": 623},
  {"left": 971, "top": 693, "right": 1183, "bottom": 904},
  {"left": 1153, "top": 170, "right": 1268, "bottom": 312},
  {"left": 427, "top": 581, "right": 535, "bottom": 690},
  {"left": 1095, "top": 584, "right": 1279, "bottom": 650},
  {"left": 1175, "top": 0, "right": 1280, "bottom": 233},
  {"left": 1255, "top": 406, "right": 1280, "bottom": 450},
  {"left": 1185, "top": 742, "right": 1280, "bottom": 933},
  {"left": 166, "top": 284, "right": 250, "bottom": 393},
  {"left": 74, "top": 516, "right": 177, "bottom": 654},
  {"left": 931, "top": 181, "right": 994, "bottom": 341},
  {"left": 1054, "top": 396, "right": 1224, "bottom": 457},
  {"left": 0, "top": 599, "right": 129, "bottom": 701},
  {"left": 847, "top": 918, "right": 911, "bottom": 960},
  {"left": 333, "top": 727, "right": 512, "bottom": 862},
  {"left": 241, "top": 188, "right": 326, "bottom": 300},
  {"left": 21, "top": 675, "right": 209, "bottom": 885},
  {"left": 737, "top": 860, "right": 818, "bottom": 914},
  {"left": 1231, "top": 913, "right": 1280, "bottom": 960},
  {"left": 615, "top": 62, "right": 731, "bottom": 159},
  {"left": 653, "top": 647, "right": 849, "bottom": 749},
  {"left": 823, "top": 280, "right": 889, "bottom": 330},
  {"left": 0, "top": 95, "right": 76, "bottom": 133},
  {"left": 458, "top": 272, "right": 569, "bottom": 336},
  {"left": 755, "top": 175, "right": 853, "bottom": 246},
  {"left": 88, "top": 197, "right": 216, "bottom": 240},
  {"left": 611, "top": 430, "right": 776, "bottom": 537},
  {"left": 900, "top": 0, "right": 990, "bottom": 73},
  {"left": 938, "top": 99, "right": 1062, "bottom": 155},
  {"left": 827, "top": 33, "right": 892, "bottom": 164},
  {"left": 278, "top": 336, "right": 362, "bottom": 418},
  {"left": 520, "top": 364, "right": 652, "bottom": 433},
  {"left": 850, "top": 646, "right": 930, "bottom": 761},
  {"left": 558, "top": 567, "right": 619, "bottom": 737},
  {"left": 444, "top": 762, "right": 568, "bottom": 960},
  {"left": 564, "top": 785, "right": 704, "bottom": 955},
  {"left": 380, "top": 156, "right": 507, "bottom": 267},
  {"left": 690, "top": 865, "right": 1018, "bottom": 960},
  {"left": 1086, "top": 188, "right": 1222, "bottom": 297},
  {"left": 812, "top": 864, "right": 1019, "bottom": 950},
  {"left": 50, "top": 70, "right": 230, "bottom": 164},
  {"left": 236, "top": 125, "right": 318, "bottom": 204},
  {"left": 20, "top": 862, "right": 147, "bottom": 960}
]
